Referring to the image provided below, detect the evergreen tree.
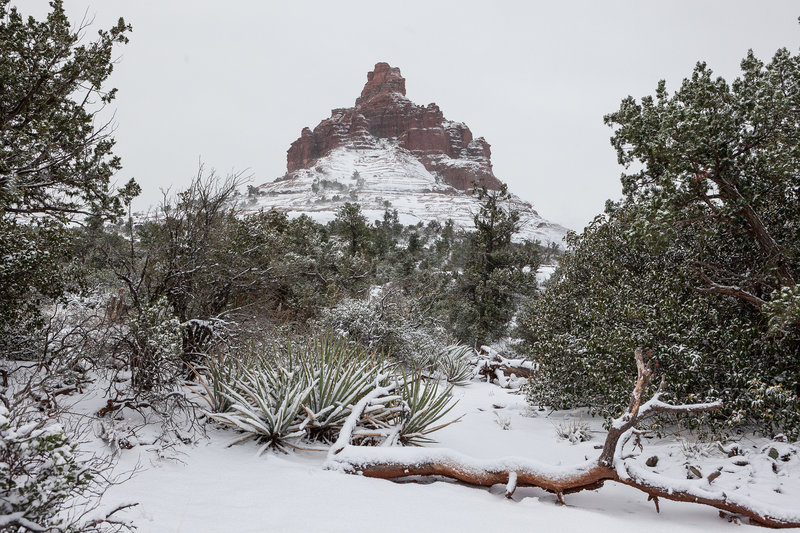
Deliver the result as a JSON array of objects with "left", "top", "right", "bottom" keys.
[
  {"left": 0, "top": 1, "right": 136, "bottom": 342},
  {"left": 524, "top": 45, "right": 800, "bottom": 437},
  {"left": 331, "top": 202, "right": 371, "bottom": 255},
  {"left": 453, "top": 184, "right": 539, "bottom": 345},
  {"left": 0, "top": 0, "right": 136, "bottom": 221}
]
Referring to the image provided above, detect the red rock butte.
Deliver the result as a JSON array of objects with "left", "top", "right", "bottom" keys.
[{"left": 286, "top": 62, "right": 503, "bottom": 191}]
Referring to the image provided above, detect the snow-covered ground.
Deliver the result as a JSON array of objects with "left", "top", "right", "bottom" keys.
[
  {"left": 242, "top": 139, "right": 569, "bottom": 246},
  {"left": 92, "top": 381, "right": 799, "bottom": 532}
]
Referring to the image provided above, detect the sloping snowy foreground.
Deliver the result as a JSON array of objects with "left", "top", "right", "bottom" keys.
[{"left": 96, "top": 381, "right": 799, "bottom": 532}]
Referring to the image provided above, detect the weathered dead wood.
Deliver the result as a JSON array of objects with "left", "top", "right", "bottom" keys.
[
  {"left": 326, "top": 348, "right": 800, "bottom": 529},
  {"left": 475, "top": 348, "right": 535, "bottom": 382}
]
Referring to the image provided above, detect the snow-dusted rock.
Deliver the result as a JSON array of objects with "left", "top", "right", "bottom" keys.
[{"left": 246, "top": 62, "right": 568, "bottom": 246}]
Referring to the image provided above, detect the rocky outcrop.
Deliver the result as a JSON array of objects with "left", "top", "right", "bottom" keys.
[{"left": 286, "top": 62, "right": 502, "bottom": 190}]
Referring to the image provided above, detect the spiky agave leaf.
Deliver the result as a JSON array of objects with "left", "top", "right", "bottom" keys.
[
  {"left": 204, "top": 352, "right": 251, "bottom": 413},
  {"left": 293, "top": 335, "right": 386, "bottom": 440},
  {"left": 212, "top": 367, "right": 315, "bottom": 451},
  {"left": 396, "top": 373, "right": 461, "bottom": 445},
  {"left": 434, "top": 344, "right": 475, "bottom": 386}
]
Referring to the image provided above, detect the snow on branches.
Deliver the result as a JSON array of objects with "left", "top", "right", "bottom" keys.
[{"left": 326, "top": 348, "right": 800, "bottom": 528}]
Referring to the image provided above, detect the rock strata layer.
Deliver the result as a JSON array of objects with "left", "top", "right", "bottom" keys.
[{"left": 286, "top": 62, "right": 502, "bottom": 190}]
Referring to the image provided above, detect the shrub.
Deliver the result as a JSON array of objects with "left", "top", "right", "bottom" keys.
[
  {"left": 0, "top": 405, "right": 87, "bottom": 532},
  {"left": 315, "top": 294, "right": 450, "bottom": 369},
  {"left": 204, "top": 336, "right": 459, "bottom": 449},
  {"left": 429, "top": 344, "right": 474, "bottom": 386},
  {"left": 555, "top": 419, "right": 593, "bottom": 444},
  {"left": 126, "top": 296, "right": 182, "bottom": 392}
]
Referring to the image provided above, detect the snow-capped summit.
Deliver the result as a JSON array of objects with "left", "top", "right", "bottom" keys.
[{"left": 246, "top": 62, "right": 568, "bottom": 245}]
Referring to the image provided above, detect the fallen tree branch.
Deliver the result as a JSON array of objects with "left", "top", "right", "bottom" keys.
[
  {"left": 475, "top": 346, "right": 535, "bottom": 387},
  {"left": 325, "top": 348, "right": 800, "bottom": 528}
]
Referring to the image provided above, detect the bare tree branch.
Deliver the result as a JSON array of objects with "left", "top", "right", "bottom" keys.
[{"left": 326, "top": 348, "right": 800, "bottom": 528}]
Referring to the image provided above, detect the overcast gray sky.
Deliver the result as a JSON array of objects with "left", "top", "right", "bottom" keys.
[{"left": 19, "top": 1, "right": 800, "bottom": 230}]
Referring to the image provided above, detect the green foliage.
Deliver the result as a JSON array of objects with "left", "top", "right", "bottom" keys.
[
  {"left": 395, "top": 373, "right": 459, "bottom": 445},
  {"left": 428, "top": 344, "right": 474, "bottom": 386},
  {"left": 331, "top": 202, "right": 370, "bottom": 255},
  {"left": 524, "top": 45, "right": 800, "bottom": 438},
  {"left": 290, "top": 336, "right": 383, "bottom": 440},
  {"left": 0, "top": 404, "right": 87, "bottom": 532},
  {"left": 0, "top": 0, "right": 134, "bottom": 221},
  {"left": 0, "top": 0, "right": 136, "bottom": 349},
  {"left": 190, "top": 352, "right": 248, "bottom": 414},
  {"left": 763, "top": 284, "right": 800, "bottom": 336},
  {"left": 127, "top": 296, "right": 183, "bottom": 392},
  {"left": 208, "top": 336, "right": 387, "bottom": 449},
  {"left": 605, "top": 49, "right": 800, "bottom": 301},
  {"left": 451, "top": 184, "right": 541, "bottom": 345},
  {"left": 0, "top": 218, "right": 78, "bottom": 336}
]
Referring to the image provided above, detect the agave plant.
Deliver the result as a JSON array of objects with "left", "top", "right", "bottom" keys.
[
  {"left": 211, "top": 367, "right": 315, "bottom": 452},
  {"left": 291, "top": 336, "right": 386, "bottom": 441},
  {"left": 433, "top": 344, "right": 475, "bottom": 386},
  {"left": 188, "top": 352, "right": 248, "bottom": 414},
  {"left": 394, "top": 373, "right": 461, "bottom": 445}
]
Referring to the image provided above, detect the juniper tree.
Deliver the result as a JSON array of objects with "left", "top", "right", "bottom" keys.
[
  {"left": 0, "top": 0, "right": 136, "bottom": 342},
  {"left": 524, "top": 45, "right": 800, "bottom": 437},
  {"left": 453, "top": 184, "right": 540, "bottom": 346},
  {"left": 332, "top": 202, "right": 371, "bottom": 255},
  {"left": 0, "top": 0, "right": 136, "bottom": 221}
]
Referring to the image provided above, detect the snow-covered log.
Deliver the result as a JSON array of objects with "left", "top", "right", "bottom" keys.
[
  {"left": 326, "top": 348, "right": 800, "bottom": 528},
  {"left": 475, "top": 346, "right": 534, "bottom": 387}
]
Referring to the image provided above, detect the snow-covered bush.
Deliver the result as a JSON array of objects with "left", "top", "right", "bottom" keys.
[
  {"left": 555, "top": 419, "right": 592, "bottom": 444},
  {"left": 763, "top": 284, "right": 800, "bottom": 336},
  {"left": 428, "top": 344, "right": 474, "bottom": 386},
  {"left": 520, "top": 205, "right": 800, "bottom": 438},
  {"left": 126, "top": 296, "right": 182, "bottom": 392},
  {"left": 0, "top": 405, "right": 86, "bottom": 532},
  {"left": 315, "top": 293, "right": 450, "bottom": 368},
  {"left": 741, "top": 379, "right": 800, "bottom": 440},
  {"left": 206, "top": 336, "right": 459, "bottom": 450},
  {"left": 316, "top": 298, "right": 390, "bottom": 352}
]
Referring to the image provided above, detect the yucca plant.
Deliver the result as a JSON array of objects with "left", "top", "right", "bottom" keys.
[
  {"left": 211, "top": 367, "right": 314, "bottom": 452},
  {"left": 433, "top": 344, "right": 475, "bottom": 386},
  {"left": 188, "top": 352, "right": 249, "bottom": 413},
  {"left": 291, "top": 336, "right": 386, "bottom": 441},
  {"left": 394, "top": 373, "right": 461, "bottom": 445}
]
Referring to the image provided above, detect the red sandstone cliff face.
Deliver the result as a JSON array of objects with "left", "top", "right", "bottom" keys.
[{"left": 286, "top": 62, "right": 502, "bottom": 190}]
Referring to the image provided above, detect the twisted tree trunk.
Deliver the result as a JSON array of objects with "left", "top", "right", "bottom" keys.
[{"left": 326, "top": 349, "right": 800, "bottom": 529}]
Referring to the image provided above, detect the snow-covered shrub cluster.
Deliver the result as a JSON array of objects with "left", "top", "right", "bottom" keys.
[
  {"left": 315, "top": 292, "right": 451, "bottom": 369},
  {"left": 125, "top": 296, "right": 183, "bottom": 392},
  {"left": 202, "top": 336, "right": 458, "bottom": 450},
  {"left": 0, "top": 405, "right": 86, "bottom": 532},
  {"left": 555, "top": 419, "right": 592, "bottom": 444},
  {"left": 426, "top": 344, "right": 474, "bottom": 386}
]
